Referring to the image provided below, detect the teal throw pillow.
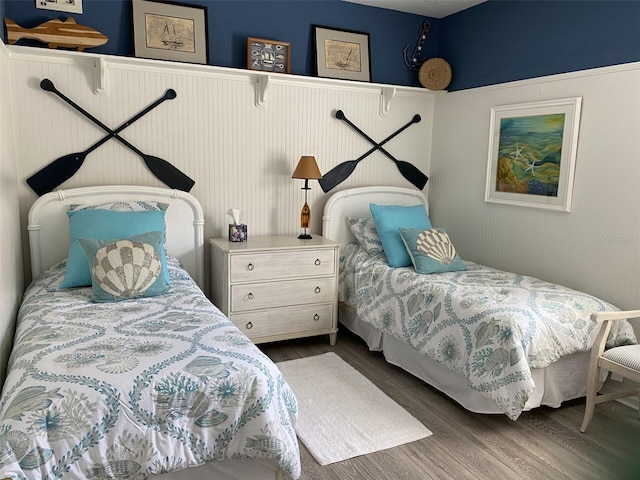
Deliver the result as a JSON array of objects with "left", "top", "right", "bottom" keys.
[
  {"left": 61, "top": 208, "right": 169, "bottom": 288},
  {"left": 399, "top": 227, "right": 466, "bottom": 274},
  {"left": 79, "top": 232, "right": 168, "bottom": 303},
  {"left": 369, "top": 203, "right": 432, "bottom": 267}
]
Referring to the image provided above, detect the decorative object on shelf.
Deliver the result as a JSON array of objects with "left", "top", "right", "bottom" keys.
[
  {"left": 402, "top": 19, "right": 431, "bottom": 71},
  {"left": 292, "top": 156, "right": 323, "bottom": 239},
  {"left": 4, "top": 17, "right": 107, "bottom": 51},
  {"left": 485, "top": 97, "right": 582, "bottom": 212},
  {"left": 36, "top": 0, "right": 83, "bottom": 14},
  {"left": 319, "top": 110, "right": 427, "bottom": 192},
  {"left": 227, "top": 208, "right": 247, "bottom": 242},
  {"left": 27, "top": 78, "right": 194, "bottom": 196},
  {"left": 418, "top": 57, "right": 452, "bottom": 90},
  {"left": 247, "top": 37, "right": 290, "bottom": 73},
  {"left": 132, "top": 0, "right": 208, "bottom": 64},
  {"left": 312, "top": 25, "right": 370, "bottom": 82}
]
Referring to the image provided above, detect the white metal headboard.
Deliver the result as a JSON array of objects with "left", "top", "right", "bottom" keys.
[
  {"left": 321, "top": 186, "right": 428, "bottom": 245},
  {"left": 27, "top": 185, "right": 205, "bottom": 289}
]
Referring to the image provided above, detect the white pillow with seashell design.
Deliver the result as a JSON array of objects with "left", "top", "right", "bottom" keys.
[
  {"left": 399, "top": 227, "right": 466, "bottom": 274},
  {"left": 79, "top": 231, "right": 168, "bottom": 303}
]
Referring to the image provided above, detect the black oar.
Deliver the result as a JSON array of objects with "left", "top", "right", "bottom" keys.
[
  {"left": 29, "top": 79, "right": 193, "bottom": 195},
  {"left": 336, "top": 110, "right": 428, "bottom": 190},
  {"left": 28, "top": 80, "right": 177, "bottom": 195},
  {"left": 319, "top": 111, "right": 423, "bottom": 192}
]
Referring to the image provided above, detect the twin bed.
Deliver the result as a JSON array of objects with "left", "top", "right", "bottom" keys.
[
  {"left": 0, "top": 186, "right": 300, "bottom": 480},
  {"left": 322, "top": 186, "right": 636, "bottom": 420}
]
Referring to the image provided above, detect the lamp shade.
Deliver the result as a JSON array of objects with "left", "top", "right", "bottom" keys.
[{"left": 292, "top": 156, "right": 322, "bottom": 179}]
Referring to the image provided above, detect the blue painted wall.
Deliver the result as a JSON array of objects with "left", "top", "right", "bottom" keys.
[
  {"left": 2, "top": 0, "right": 640, "bottom": 90},
  {"left": 1, "top": 0, "right": 438, "bottom": 87},
  {"left": 441, "top": 0, "right": 640, "bottom": 91}
]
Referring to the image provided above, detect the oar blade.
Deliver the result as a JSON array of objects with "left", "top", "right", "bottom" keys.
[
  {"left": 142, "top": 155, "right": 195, "bottom": 192},
  {"left": 318, "top": 160, "right": 360, "bottom": 192},
  {"left": 395, "top": 160, "right": 428, "bottom": 190},
  {"left": 26, "top": 152, "right": 86, "bottom": 196}
]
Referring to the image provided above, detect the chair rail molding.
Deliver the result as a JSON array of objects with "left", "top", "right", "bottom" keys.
[{"left": 6, "top": 44, "right": 436, "bottom": 112}]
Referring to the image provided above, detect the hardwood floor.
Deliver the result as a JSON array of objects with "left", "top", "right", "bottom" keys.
[{"left": 260, "top": 329, "right": 640, "bottom": 480}]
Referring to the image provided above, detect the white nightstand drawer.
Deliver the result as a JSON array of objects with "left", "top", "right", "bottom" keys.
[
  {"left": 231, "top": 303, "right": 334, "bottom": 339},
  {"left": 230, "top": 249, "right": 335, "bottom": 283},
  {"left": 231, "top": 277, "right": 335, "bottom": 312}
]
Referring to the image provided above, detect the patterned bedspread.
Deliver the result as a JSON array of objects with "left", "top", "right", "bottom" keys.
[
  {"left": 339, "top": 243, "right": 637, "bottom": 420},
  {"left": 0, "top": 258, "right": 300, "bottom": 479}
]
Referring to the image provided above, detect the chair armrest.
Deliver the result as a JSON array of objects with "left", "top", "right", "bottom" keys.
[
  {"left": 589, "top": 309, "right": 640, "bottom": 358},
  {"left": 590, "top": 309, "right": 640, "bottom": 323}
]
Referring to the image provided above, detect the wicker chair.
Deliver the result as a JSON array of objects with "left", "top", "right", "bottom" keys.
[{"left": 580, "top": 310, "right": 640, "bottom": 433}]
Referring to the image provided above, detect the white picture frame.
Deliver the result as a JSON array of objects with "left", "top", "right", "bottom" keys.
[{"left": 485, "top": 97, "right": 582, "bottom": 212}]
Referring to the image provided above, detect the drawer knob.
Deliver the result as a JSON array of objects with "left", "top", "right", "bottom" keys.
[
  {"left": 246, "top": 321, "right": 253, "bottom": 329},
  {"left": 314, "top": 258, "right": 321, "bottom": 266},
  {"left": 314, "top": 286, "right": 321, "bottom": 294},
  {"left": 247, "top": 263, "right": 255, "bottom": 271},
  {"left": 313, "top": 314, "right": 320, "bottom": 321},
  {"left": 247, "top": 292, "right": 254, "bottom": 300}
]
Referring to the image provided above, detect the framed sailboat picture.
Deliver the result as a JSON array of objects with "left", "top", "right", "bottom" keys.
[
  {"left": 485, "top": 97, "right": 582, "bottom": 212},
  {"left": 132, "top": 0, "right": 208, "bottom": 64},
  {"left": 312, "top": 25, "right": 370, "bottom": 82}
]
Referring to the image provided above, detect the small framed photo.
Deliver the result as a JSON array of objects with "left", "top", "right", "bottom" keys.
[
  {"left": 485, "top": 97, "right": 582, "bottom": 212},
  {"left": 132, "top": 0, "right": 208, "bottom": 65},
  {"left": 312, "top": 25, "right": 371, "bottom": 82},
  {"left": 247, "top": 37, "right": 290, "bottom": 73}
]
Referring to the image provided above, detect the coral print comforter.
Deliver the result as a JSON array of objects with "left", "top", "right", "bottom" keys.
[
  {"left": 0, "top": 258, "right": 300, "bottom": 479},
  {"left": 339, "top": 243, "right": 637, "bottom": 420}
]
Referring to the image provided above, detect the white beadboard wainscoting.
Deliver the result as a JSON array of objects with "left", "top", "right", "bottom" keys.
[
  {"left": 5, "top": 45, "right": 436, "bottom": 290},
  {"left": 430, "top": 61, "right": 640, "bottom": 342},
  {"left": 0, "top": 42, "right": 23, "bottom": 384}
]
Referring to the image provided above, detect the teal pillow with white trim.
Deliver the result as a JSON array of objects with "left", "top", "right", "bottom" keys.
[
  {"left": 399, "top": 227, "right": 466, "bottom": 274},
  {"left": 370, "top": 203, "right": 432, "bottom": 267},
  {"left": 61, "top": 207, "right": 169, "bottom": 288}
]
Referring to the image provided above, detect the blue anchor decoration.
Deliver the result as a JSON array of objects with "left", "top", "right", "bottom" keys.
[{"left": 403, "top": 20, "right": 431, "bottom": 71}]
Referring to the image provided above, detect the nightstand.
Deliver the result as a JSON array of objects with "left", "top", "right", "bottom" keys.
[{"left": 209, "top": 235, "right": 339, "bottom": 345}]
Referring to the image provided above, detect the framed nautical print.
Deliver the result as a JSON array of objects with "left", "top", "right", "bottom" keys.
[
  {"left": 312, "top": 25, "right": 371, "bottom": 82},
  {"left": 132, "top": 0, "right": 208, "bottom": 64},
  {"left": 485, "top": 97, "right": 582, "bottom": 212},
  {"left": 247, "top": 37, "right": 290, "bottom": 73}
]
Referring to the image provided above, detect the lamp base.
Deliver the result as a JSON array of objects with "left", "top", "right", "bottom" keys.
[{"left": 298, "top": 233, "right": 313, "bottom": 240}]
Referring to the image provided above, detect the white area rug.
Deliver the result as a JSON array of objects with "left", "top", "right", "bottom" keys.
[{"left": 276, "top": 352, "right": 432, "bottom": 466}]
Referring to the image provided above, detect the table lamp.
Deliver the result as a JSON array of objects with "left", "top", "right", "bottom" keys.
[{"left": 292, "top": 155, "right": 322, "bottom": 239}]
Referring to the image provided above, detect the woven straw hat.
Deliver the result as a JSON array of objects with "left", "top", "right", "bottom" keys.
[{"left": 418, "top": 58, "right": 452, "bottom": 90}]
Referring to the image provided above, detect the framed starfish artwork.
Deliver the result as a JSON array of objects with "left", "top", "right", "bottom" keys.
[{"left": 485, "top": 97, "right": 582, "bottom": 212}]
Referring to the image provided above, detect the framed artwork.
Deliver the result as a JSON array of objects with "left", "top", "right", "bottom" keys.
[
  {"left": 312, "top": 25, "right": 370, "bottom": 82},
  {"left": 247, "top": 37, "right": 290, "bottom": 73},
  {"left": 36, "top": 0, "right": 83, "bottom": 14},
  {"left": 132, "top": 0, "right": 208, "bottom": 64},
  {"left": 485, "top": 97, "right": 582, "bottom": 212}
]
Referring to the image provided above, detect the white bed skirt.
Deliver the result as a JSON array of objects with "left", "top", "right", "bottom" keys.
[{"left": 339, "top": 304, "right": 602, "bottom": 414}]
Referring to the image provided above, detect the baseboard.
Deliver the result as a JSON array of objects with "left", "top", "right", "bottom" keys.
[
  {"left": 600, "top": 377, "right": 640, "bottom": 411},
  {"left": 616, "top": 396, "right": 639, "bottom": 411}
]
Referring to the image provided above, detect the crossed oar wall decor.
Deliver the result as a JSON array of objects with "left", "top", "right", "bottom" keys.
[
  {"left": 319, "top": 110, "right": 428, "bottom": 193},
  {"left": 27, "top": 79, "right": 195, "bottom": 196}
]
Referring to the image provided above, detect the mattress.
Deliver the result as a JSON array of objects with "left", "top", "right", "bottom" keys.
[{"left": 0, "top": 258, "right": 301, "bottom": 479}]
